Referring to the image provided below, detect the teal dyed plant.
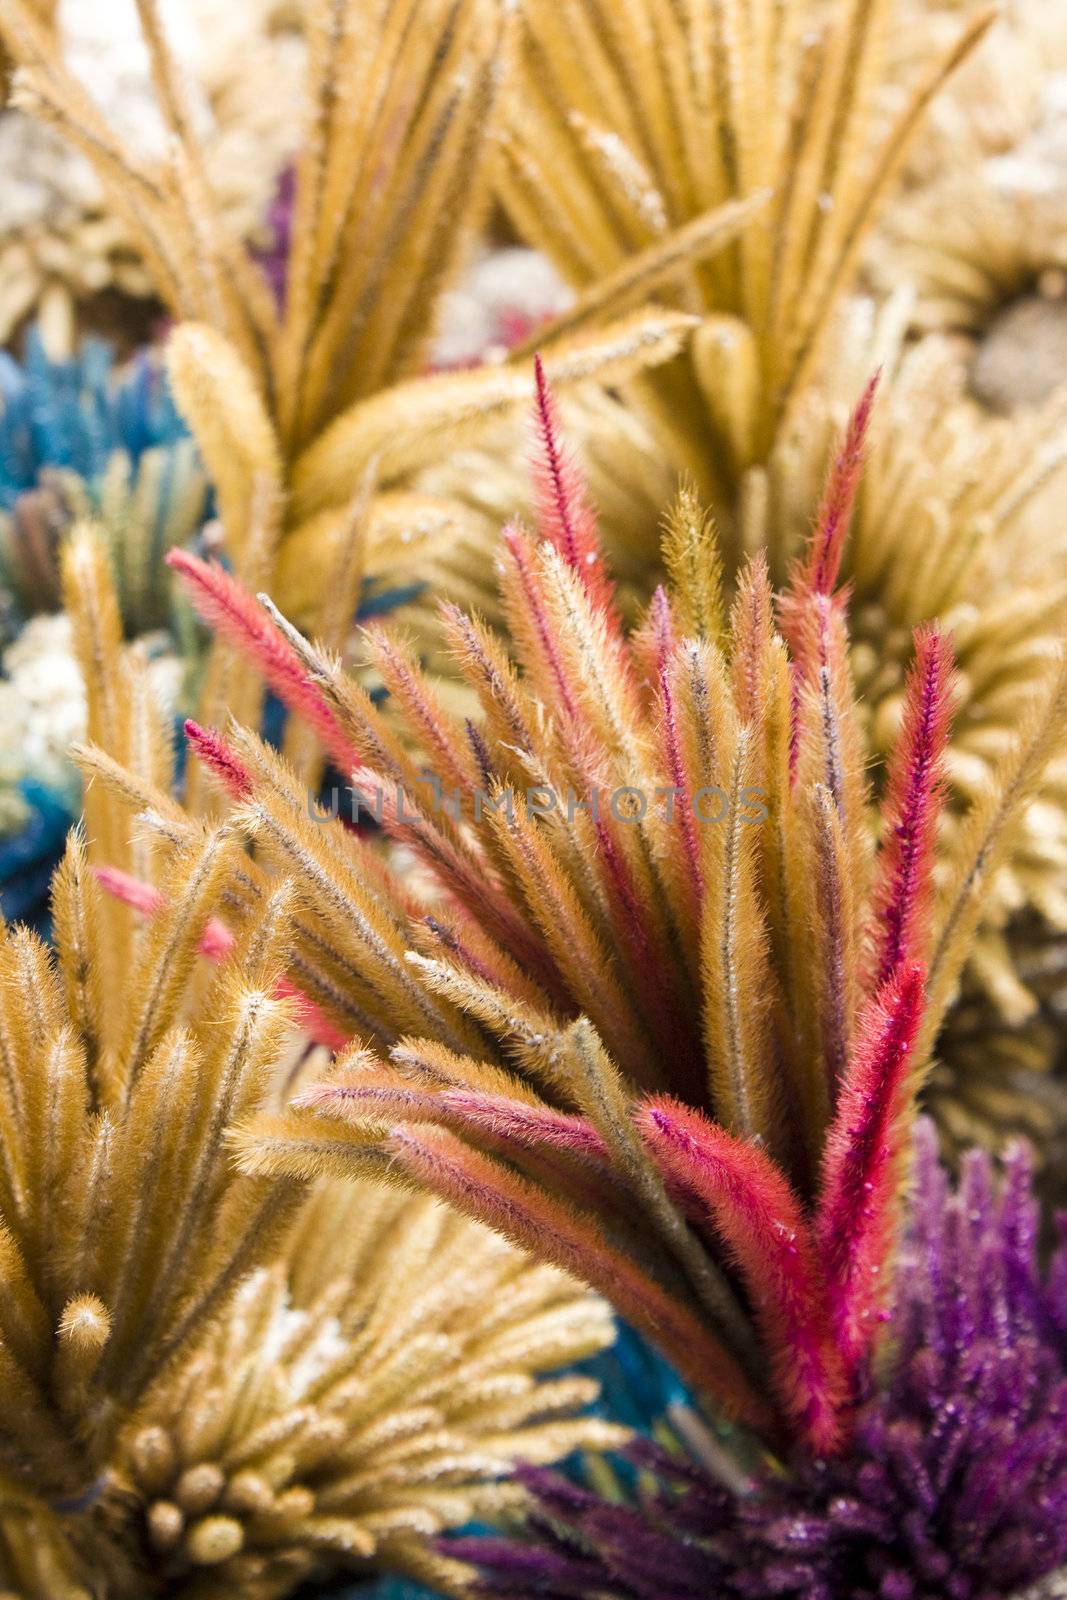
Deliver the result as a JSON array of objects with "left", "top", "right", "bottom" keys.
[{"left": 0, "top": 326, "right": 207, "bottom": 639}]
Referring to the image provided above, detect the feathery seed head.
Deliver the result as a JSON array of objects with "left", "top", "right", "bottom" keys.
[
  {"left": 458, "top": 1120, "right": 1067, "bottom": 1600},
  {"left": 152, "top": 375, "right": 1060, "bottom": 1456}
]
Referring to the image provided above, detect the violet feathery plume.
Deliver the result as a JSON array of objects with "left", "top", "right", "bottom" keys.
[{"left": 459, "top": 1122, "right": 1067, "bottom": 1600}]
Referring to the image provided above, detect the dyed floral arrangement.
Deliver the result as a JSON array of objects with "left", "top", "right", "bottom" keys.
[
  {"left": 0, "top": 1, "right": 1064, "bottom": 1598},
  {"left": 0, "top": 324, "right": 204, "bottom": 941},
  {"left": 459, "top": 1119, "right": 1067, "bottom": 1600},
  {"left": 0, "top": 325, "right": 204, "bottom": 635},
  {"left": 66, "top": 364, "right": 1067, "bottom": 1595},
  {"left": 0, "top": 527, "right": 621, "bottom": 1599}
]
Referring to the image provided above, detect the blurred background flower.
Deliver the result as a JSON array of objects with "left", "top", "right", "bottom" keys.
[{"left": 0, "top": 0, "right": 301, "bottom": 348}]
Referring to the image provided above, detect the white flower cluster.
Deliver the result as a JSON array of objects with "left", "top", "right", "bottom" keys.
[{"left": 0, "top": 612, "right": 181, "bottom": 835}]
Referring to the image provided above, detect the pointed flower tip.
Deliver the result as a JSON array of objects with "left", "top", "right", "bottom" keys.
[
  {"left": 184, "top": 719, "right": 253, "bottom": 801},
  {"left": 165, "top": 549, "right": 356, "bottom": 773},
  {"left": 290, "top": 1080, "right": 335, "bottom": 1110},
  {"left": 912, "top": 617, "right": 950, "bottom": 651},
  {"left": 500, "top": 518, "right": 537, "bottom": 576},
  {"left": 527, "top": 349, "right": 618, "bottom": 623},
  {"left": 747, "top": 546, "right": 770, "bottom": 581},
  {"left": 640, "top": 1097, "right": 685, "bottom": 1140},
  {"left": 856, "top": 366, "right": 881, "bottom": 420},
  {"left": 913, "top": 620, "right": 956, "bottom": 688},
  {"left": 165, "top": 545, "right": 214, "bottom": 587},
  {"left": 840, "top": 371, "right": 880, "bottom": 473},
  {"left": 92, "top": 863, "right": 164, "bottom": 917},
  {"left": 650, "top": 584, "right": 673, "bottom": 634},
  {"left": 800, "top": 370, "right": 881, "bottom": 601}
]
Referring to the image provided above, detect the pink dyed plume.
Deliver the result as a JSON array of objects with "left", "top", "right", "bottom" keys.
[
  {"left": 388, "top": 1121, "right": 777, "bottom": 1437},
  {"left": 166, "top": 550, "right": 360, "bottom": 778},
  {"left": 651, "top": 586, "right": 703, "bottom": 918},
  {"left": 531, "top": 355, "right": 618, "bottom": 625},
  {"left": 439, "top": 1091, "right": 610, "bottom": 1163},
  {"left": 778, "top": 374, "right": 878, "bottom": 676},
  {"left": 94, "top": 865, "right": 349, "bottom": 1053},
  {"left": 184, "top": 719, "right": 253, "bottom": 801},
  {"left": 93, "top": 864, "right": 234, "bottom": 958},
  {"left": 800, "top": 372, "right": 879, "bottom": 599},
  {"left": 501, "top": 521, "right": 583, "bottom": 726},
  {"left": 639, "top": 1098, "right": 844, "bottom": 1453},
  {"left": 867, "top": 627, "right": 953, "bottom": 989},
  {"left": 93, "top": 864, "right": 165, "bottom": 919},
  {"left": 816, "top": 961, "right": 926, "bottom": 1374},
  {"left": 297, "top": 1075, "right": 611, "bottom": 1164},
  {"left": 273, "top": 977, "right": 352, "bottom": 1054}
]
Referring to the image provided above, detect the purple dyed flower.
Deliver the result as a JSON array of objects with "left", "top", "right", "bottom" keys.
[
  {"left": 455, "top": 1121, "right": 1067, "bottom": 1600},
  {"left": 256, "top": 167, "right": 295, "bottom": 309}
]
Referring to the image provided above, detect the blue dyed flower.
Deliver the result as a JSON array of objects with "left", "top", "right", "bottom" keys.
[
  {"left": 0, "top": 326, "right": 186, "bottom": 504},
  {"left": 0, "top": 328, "right": 207, "bottom": 635}
]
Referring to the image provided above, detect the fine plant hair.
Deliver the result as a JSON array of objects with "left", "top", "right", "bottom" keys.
[
  {"left": 82, "top": 373, "right": 1067, "bottom": 1456},
  {"left": 458, "top": 1120, "right": 1067, "bottom": 1600},
  {"left": 0, "top": 0, "right": 779, "bottom": 839},
  {"left": 495, "top": 0, "right": 994, "bottom": 502},
  {"left": 0, "top": 525, "right": 621, "bottom": 1600},
  {"left": 391, "top": 0, "right": 1067, "bottom": 1065},
  {"left": 0, "top": 0, "right": 763, "bottom": 650}
]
